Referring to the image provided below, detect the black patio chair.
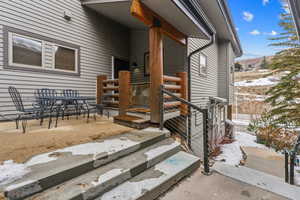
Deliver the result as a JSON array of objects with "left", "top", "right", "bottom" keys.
[
  {"left": 63, "top": 89, "right": 100, "bottom": 122},
  {"left": 8, "top": 86, "right": 42, "bottom": 133},
  {"left": 35, "top": 88, "right": 60, "bottom": 128},
  {"left": 62, "top": 89, "right": 82, "bottom": 119}
]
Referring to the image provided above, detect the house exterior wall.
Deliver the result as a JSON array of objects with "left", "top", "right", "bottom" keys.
[
  {"left": 0, "top": 0, "right": 130, "bottom": 115},
  {"left": 188, "top": 38, "right": 219, "bottom": 158}
]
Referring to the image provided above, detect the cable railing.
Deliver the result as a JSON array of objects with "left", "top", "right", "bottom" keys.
[{"left": 160, "top": 85, "right": 210, "bottom": 174}]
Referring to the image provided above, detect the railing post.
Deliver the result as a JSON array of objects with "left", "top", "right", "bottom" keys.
[
  {"left": 176, "top": 72, "right": 188, "bottom": 115},
  {"left": 202, "top": 109, "right": 211, "bottom": 175},
  {"left": 119, "top": 71, "right": 131, "bottom": 116},
  {"left": 290, "top": 152, "right": 295, "bottom": 185},
  {"left": 97, "top": 75, "right": 107, "bottom": 104},
  {"left": 159, "top": 85, "right": 164, "bottom": 130},
  {"left": 285, "top": 150, "right": 289, "bottom": 183}
]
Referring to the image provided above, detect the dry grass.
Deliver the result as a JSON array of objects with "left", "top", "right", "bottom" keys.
[
  {"left": 0, "top": 116, "right": 133, "bottom": 163},
  {"left": 236, "top": 86, "right": 271, "bottom": 96}
]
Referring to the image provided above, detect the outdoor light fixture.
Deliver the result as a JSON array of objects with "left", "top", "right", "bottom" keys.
[{"left": 64, "top": 11, "right": 72, "bottom": 21}]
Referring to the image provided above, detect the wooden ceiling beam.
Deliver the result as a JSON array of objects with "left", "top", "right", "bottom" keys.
[{"left": 130, "top": 0, "right": 187, "bottom": 45}]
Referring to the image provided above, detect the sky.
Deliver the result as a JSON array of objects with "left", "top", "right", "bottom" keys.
[{"left": 227, "top": 0, "right": 289, "bottom": 60}]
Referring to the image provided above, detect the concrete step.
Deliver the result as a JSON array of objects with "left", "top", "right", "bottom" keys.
[
  {"left": 27, "top": 138, "right": 181, "bottom": 200},
  {"left": 213, "top": 162, "right": 300, "bottom": 200},
  {"left": 4, "top": 128, "right": 170, "bottom": 200},
  {"left": 96, "top": 151, "right": 201, "bottom": 200}
]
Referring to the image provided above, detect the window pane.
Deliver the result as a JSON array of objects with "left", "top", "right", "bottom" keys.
[
  {"left": 200, "top": 54, "right": 206, "bottom": 66},
  {"left": 54, "top": 46, "right": 76, "bottom": 71},
  {"left": 12, "top": 35, "right": 42, "bottom": 66}
]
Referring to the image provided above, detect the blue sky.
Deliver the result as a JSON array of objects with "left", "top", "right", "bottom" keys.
[{"left": 227, "top": 0, "right": 288, "bottom": 60}]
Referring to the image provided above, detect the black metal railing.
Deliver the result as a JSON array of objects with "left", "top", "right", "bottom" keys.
[
  {"left": 160, "top": 85, "right": 211, "bottom": 175},
  {"left": 285, "top": 134, "right": 300, "bottom": 185}
]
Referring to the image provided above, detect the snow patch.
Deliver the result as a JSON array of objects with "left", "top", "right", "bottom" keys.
[
  {"left": 0, "top": 161, "right": 30, "bottom": 186},
  {"left": 295, "top": 166, "right": 300, "bottom": 185},
  {"left": 235, "top": 76, "right": 279, "bottom": 87},
  {"left": 215, "top": 132, "right": 268, "bottom": 166},
  {"left": 232, "top": 120, "right": 250, "bottom": 126},
  {"left": 5, "top": 180, "right": 36, "bottom": 191},
  {"left": 26, "top": 138, "right": 139, "bottom": 166},
  {"left": 92, "top": 168, "right": 124, "bottom": 186},
  {"left": 144, "top": 142, "right": 179, "bottom": 161}
]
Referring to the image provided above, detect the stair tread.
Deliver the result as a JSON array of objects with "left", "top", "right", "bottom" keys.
[
  {"left": 28, "top": 138, "right": 181, "bottom": 200},
  {"left": 96, "top": 151, "right": 200, "bottom": 200},
  {"left": 4, "top": 129, "right": 169, "bottom": 200}
]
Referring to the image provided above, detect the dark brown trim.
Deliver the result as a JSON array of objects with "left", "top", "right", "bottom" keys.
[{"left": 3, "top": 25, "right": 81, "bottom": 77}]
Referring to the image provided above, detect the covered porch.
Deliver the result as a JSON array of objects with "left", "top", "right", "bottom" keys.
[{"left": 83, "top": 0, "right": 211, "bottom": 125}]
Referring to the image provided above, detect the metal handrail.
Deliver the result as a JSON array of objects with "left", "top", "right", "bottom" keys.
[
  {"left": 160, "top": 85, "right": 211, "bottom": 175},
  {"left": 161, "top": 87, "right": 206, "bottom": 112}
]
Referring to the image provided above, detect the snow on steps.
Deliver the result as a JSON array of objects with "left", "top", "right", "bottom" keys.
[
  {"left": 213, "top": 163, "right": 300, "bottom": 200},
  {"left": 96, "top": 152, "right": 200, "bottom": 200},
  {"left": 3, "top": 128, "right": 170, "bottom": 200},
  {"left": 28, "top": 138, "right": 181, "bottom": 200}
]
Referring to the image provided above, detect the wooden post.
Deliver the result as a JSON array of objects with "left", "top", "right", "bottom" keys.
[
  {"left": 97, "top": 75, "right": 107, "bottom": 104},
  {"left": 227, "top": 105, "right": 233, "bottom": 120},
  {"left": 176, "top": 72, "right": 188, "bottom": 115},
  {"left": 119, "top": 71, "right": 131, "bottom": 116},
  {"left": 150, "top": 26, "right": 164, "bottom": 124}
]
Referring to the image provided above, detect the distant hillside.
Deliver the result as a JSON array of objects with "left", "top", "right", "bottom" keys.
[{"left": 235, "top": 56, "right": 273, "bottom": 71}]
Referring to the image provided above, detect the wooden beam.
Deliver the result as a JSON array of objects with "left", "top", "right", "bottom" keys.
[
  {"left": 96, "top": 75, "right": 107, "bottom": 104},
  {"left": 150, "top": 26, "right": 164, "bottom": 123},
  {"left": 131, "top": 0, "right": 186, "bottom": 45},
  {"left": 119, "top": 71, "right": 131, "bottom": 116},
  {"left": 177, "top": 72, "right": 188, "bottom": 115}
]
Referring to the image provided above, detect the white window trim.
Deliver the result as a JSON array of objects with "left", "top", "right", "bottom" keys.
[
  {"left": 199, "top": 52, "right": 207, "bottom": 76},
  {"left": 52, "top": 44, "right": 78, "bottom": 74},
  {"left": 8, "top": 32, "right": 45, "bottom": 69}
]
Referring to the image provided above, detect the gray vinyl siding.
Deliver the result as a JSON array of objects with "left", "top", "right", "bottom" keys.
[
  {"left": 188, "top": 38, "right": 219, "bottom": 158},
  {"left": 0, "top": 0, "right": 130, "bottom": 115},
  {"left": 218, "top": 40, "right": 236, "bottom": 105}
]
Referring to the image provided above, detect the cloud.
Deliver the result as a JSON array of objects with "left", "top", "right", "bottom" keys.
[
  {"left": 250, "top": 30, "right": 261, "bottom": 35},
  {"left": 270, "top": 30, "right": 277, "bottom": 35},
  {"left": 263, "top": 30, "right": 278, "bottom": 36},
  {"left": 263, "top": 0, "right": 269, "bottom": 6},
  {"left": 280, "top": 0, "right": 290, "bottom": 13},
  {"left": 243, "top": 11, "right": 254, "bottom": 22}
]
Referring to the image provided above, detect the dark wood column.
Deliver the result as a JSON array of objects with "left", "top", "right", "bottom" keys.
[{"left": 149, "top": 26, "right": 163, "bottom": 123}]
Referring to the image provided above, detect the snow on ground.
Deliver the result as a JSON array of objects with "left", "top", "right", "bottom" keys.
[
  {"left": 0, "top": 160, "right": 30, "bottom": 186},
  {"left": 235, "top": 76, "right": 279, "bottom": 87},
  {"left": 215, "top": 132, "right": 269, "bottom": 166},
  {"left": 232, "top": 120, "right": 250, "bottom": 126},
  {"left": 295, "top": 166, "right": 300, "bottom": 185}
]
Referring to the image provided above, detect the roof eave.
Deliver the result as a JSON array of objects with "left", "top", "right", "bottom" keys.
[
  {"left": 288, "top": 0, "right": 300, "bottom": 40},
  {"left": 217, "top": 0, "right": 243, "bottom": 57}
]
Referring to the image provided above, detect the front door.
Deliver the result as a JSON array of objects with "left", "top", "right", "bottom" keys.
[{"left": 113, "top": 57, "right": 130, "bottom": 79}]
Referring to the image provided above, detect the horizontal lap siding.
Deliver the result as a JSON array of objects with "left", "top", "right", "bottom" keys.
[
  {"left": 0, "top": 0, "right": 130, "bottom": 115},
  {"left": 228, "top": 43, "right": 235, "bottom": 105},
  {"left": 188, "top": 38, "right": 219, "bottom": 159},
  {"left": 218, "top": 41, "right": 229, "bottom": 100}
]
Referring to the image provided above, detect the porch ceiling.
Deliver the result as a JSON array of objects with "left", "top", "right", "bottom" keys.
[{"left": 82, "top": 0, "right": 210, "bottom": 39}]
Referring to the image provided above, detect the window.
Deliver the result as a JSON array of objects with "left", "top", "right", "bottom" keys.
[
  {"left": 9, "top": 33, "right": 44, "bottom": 68},
  {"left": 199, "top": 53, "right": 207, "bottom": 76},
  {"left": 53, "top": 45, "right": 78, "bottom": 72}
]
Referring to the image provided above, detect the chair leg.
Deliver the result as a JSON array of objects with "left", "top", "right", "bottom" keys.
[
  {"left": 22, "top": 119, "right": 27, "bottom": 134},
  {"left": 87, "top": 110, "right": 90, "bottom": 123},
  {"left": 48, "top": 112, "right": 53, "bottom": 129},
  {"left": 55, "top": 108, "right": 60, "bottom": 128},
  {"left": 15, "top": 115, "right": 20, "bottom": 129}
]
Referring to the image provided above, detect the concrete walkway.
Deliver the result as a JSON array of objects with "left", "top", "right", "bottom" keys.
[
  {"left": 242, "top": 147, "right": 285, "bottom": 178},
  {"left": 160, "top": 168, "right": 288, "bottom": 200}
]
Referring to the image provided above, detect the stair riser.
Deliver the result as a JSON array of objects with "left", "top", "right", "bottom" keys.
[
  {"left": 137, "top": 161, "right": 200, "bottom": 200},
  {"left": 80, "top": 146, "right": 181, "bottom": 200},
  {"left": 5, "top": 134, "right": 167, "bottom": 200}
]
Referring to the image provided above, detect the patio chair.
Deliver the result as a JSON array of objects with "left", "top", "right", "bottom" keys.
[
  {"left": 8, "top": 86, "right": 43, "bottom": 133},
  {"left": 35, "top": 88, "right": 60, "bottom": 129},
  {"left": 62, "top": 89, "right": 82, "bottom": 119},
  {"left": 63, "top": 89, "right": 100, "bottom": 122}
]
